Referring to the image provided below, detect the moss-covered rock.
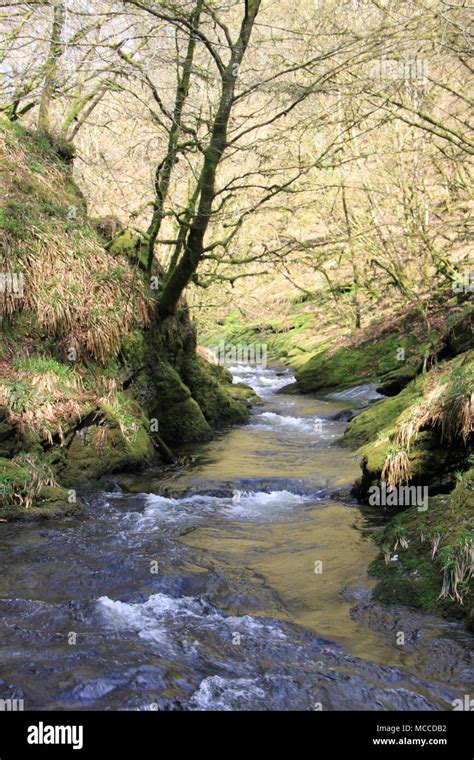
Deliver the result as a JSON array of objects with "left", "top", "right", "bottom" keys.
[
  {"left": 369, "top": 468, "right": 474, "bottom": 625},
  {"left": 133, "top": 308, "right": 257, "bottom": 444},
  {"left": 345, "top": 355, "right": 472, "bottom": 501},
  {"left": 107, "top": 228, "right": 149, "bottom": 270},
  {"left": 226, "top": 382, "right": 262, "bottom": 407},
  {"left": 343, "top": 383, "right": 422, "bottom": 448},
  {"left": 143, "top": 360, "right": 213, "bottom": 444},
  {"left": 25, "top": 484, "right": 84, "bottom": 521},
  {"left": 179, "top": 354, "right": 250, "bottom": 428},
  {"left": 355, "top": 430, "right": 468, "bottom": 501},
  {"left": 376, "top": 365, "right": 419, "bottom": 396},
  {"left": 0, "top": 455, "right": 83, "bottom": 521},
  {"left": 294, "top": 333, "right": 421, "bottom": 394},
  {"left": 0, "top": 410, "right": 17, "bottom": 458},
  {"left": 442, "top": 306, "right": 473, "bottom": 357},
  {"left": 59, "top": 415, "right": 154, "bottom": 486}
]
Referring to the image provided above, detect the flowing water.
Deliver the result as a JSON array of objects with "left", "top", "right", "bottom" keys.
[{"left": 0, "top": 366, "right": 471, "bottom": 711}]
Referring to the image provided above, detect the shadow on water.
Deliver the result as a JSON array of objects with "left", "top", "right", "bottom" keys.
[{"left": 0, "top": 365, "right": 471, "bottom": 710}]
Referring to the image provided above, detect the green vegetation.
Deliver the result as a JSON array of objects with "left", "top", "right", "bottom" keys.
[
  {"left": 370, "top": 468, "right": 474, "bottom": 623},
  {"left": 294, "top": 332, "right": 420, "bottom": 394},
  {"left": 0, "top": 452, "right": 82, "bottom": 519},
  {"left": 347, "top": 352, "right": 473, "bottom": 497}
]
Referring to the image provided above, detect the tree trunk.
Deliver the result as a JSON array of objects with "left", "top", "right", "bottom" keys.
[
  {"left": 146, "top": 0, "right": 203, "bottom": 274},
  {"left": 158, "top": 0, "right": 262, "bottom": 317},
  {"left": 37, "top": 0, "right": 66, "bottom": 133}
]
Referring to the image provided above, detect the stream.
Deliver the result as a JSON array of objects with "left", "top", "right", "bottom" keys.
[{"left": 0, "top": 365, "right": 472, "bottom": 711}]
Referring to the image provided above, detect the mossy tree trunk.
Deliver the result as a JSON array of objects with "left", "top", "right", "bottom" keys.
[
  {"left": 37, "top": 0, "right": 66, "bottom": 133},
  {"left": 145, "top": 0, "right": 204, "bottom": 274},
  {"left": 158, "top": 0, "right": 262, "bottom": 317}
]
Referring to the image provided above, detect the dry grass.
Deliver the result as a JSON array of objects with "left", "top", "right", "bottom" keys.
[
  {"left": 0, "top": 367, "right": 91, "bottom": 444},
  {"left": 0, "top": 123, "right": 152, "bottom": 363},
  {"left": 0, "top": 358, "right": 143, "bottom": 450},
  {"left": 0, "top": 453, "right": 58, "bottom": 510},
  {"left": 439, "top": 536, "right": 473, "bottom": 604},
  {"left": 397, "top": 380, "right": 472, "bottom": 452},
  {"left": 381, "top": 354, "right": 473, "bottom": 486},
  {"left": 381, "top": 448, "right": 410, "bottom": 487}
]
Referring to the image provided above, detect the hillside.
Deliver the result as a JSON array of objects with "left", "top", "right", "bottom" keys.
[{"left": 0, "top": 118, "right": 254, "bottom": 519}]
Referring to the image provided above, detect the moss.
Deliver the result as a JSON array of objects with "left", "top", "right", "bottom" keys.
[
  {"left": 0, "top": 455, "right": 83, "bottom": 521},
  {"left": 108, "top": 228, "right": 148, "bottom": 270},
  {"left": 98, "top": 391, "right": 146, "bottom": 439},
  {"left": 369, "top": 469, "right": 474, "bottom": 624},
  {"left": 120, "top": 330, "right": 147, "bottom": 367},
  {"left": 1, "top": 117, "right": 258, "bottom": 495},
  {"left": 376, "top": 365, "right": 419, "bottom": 396},
  {"left": 443, "top": 305, "right": 473, "bottom": 356},
  {"left": 0, "top": 410, "right": 18, "bottom": 458},
  {"left": 226, "top": 382, "right": 262, "bottom": 407},
  {"left": 343, "top": 382, "right": 423, "bottom": 447},
  {"left": 180, "top": 354, "right": 250, "bottom": 429},
  {"left": 144, "top": 361, "right": 214, "bottom": 444},
  {"left": 355, "top": 430, "right": 468, "bottom": 500},
  {"left": 59, "top": 421, "right": 154, "bottom": 486},
  {"left": 346, "top": 357, "right": 472, "bottom": 500},
  {"left": 0, "top": 456, "right": 30, "bottom": 511},
  {"left": 22, "top": 484, "right": 84, "bottom": 521},
  {"left": 201, "top": 306, "right": 321, "bottom": 370},
  {"left": 294, "top": 332, "right": 421, "bottom": 394}
]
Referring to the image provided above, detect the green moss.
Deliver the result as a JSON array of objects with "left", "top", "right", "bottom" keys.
[
  {"left": 347, "top": 354, "right": 472, "bottom": 499},
  {"left": 180, "top": 354, "right": 250, "bottom": 429},
  {"left": 0, "top": 410, "right": 17, "bottom": 458},
  {"left": 59, "top": 421, "right": 154, "bottom": 486},
  {"left": 343, "top": 382, "right": 422, "bottom": 447},
  {"left": 376, "top": 365, "right": 419, "bottom": 396},
  {"left": 0, "top": 453, "right": 83, "bottom": 521},
  {"left": 444, "top": 305, "right": 473, "bottom": 355},
  {"left": 120, "top": 330, "right": 147, "bottom": 367},
  {"left": 226, "top": 382, "right": 262, "bottom": 407},
  {"left": 201, "top": 306, "right": 320, "bottom": 370},
  {"left": 24, "top": 484, "right": 84, "bottom": 521},
  {"left": 0, "top": 456, "right": 30, "bottom": 511},
  {"left": 1, "top": 117, "right": 256, "bottom": 492},
  {"left": 108, "top": 229, "right": 148, "bottom": 269},
  {"left": 98, "top": 391, "right": 145, "bottom": 440},
  {"left": 295, "top": 332, "right": 421, "bottom": 394},
  {"left": 145, "top": 361, "right": 213, "bottom": 444},
  {"left": 355, "top": 430, "right": 468, "bottom": 500},
  {"left": 370, "top": 468, "right": 474, "bottom": 623}
]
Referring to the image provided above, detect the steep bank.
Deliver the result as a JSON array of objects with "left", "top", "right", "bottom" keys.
[
  {"left": 342, "top": 348, "right": 473, "bottom": 628},
  {"left": 0, "top": 118, "right": 255, "bottom": 520}
]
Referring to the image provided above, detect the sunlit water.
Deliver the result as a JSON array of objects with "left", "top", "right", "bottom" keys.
[{"left": 0, "top": 365, "right": 471, "bottom": 710}]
